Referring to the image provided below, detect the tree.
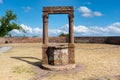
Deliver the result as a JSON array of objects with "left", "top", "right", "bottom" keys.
[
  {"left": 59, "top": 33, "right": 69, "bottom": 37},
  {"left": 0, "top": 10, "right": 21, "bottom": 37}
]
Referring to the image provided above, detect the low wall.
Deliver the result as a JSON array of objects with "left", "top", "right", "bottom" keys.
[
  {"left": 0, "top": 38, "right": 5, "bottom": 44},
  {"left": 0, "top": 36, "right": 120, "bottom": 45},
  {"left": 74, "top": 37, "right": 120, "bottom": 45},
  {"left": 49, "top": 37, "right": 67, "bottom": 43},
  {"left": 105, "top": 37, "right": 120, "bottom": 44},
  {"left": 0, "top": 37, "right": 66, "bottom": 43},
  {"left": 4, "top": 37, "right": 42, "bottom": 43},
  {"left": 74, "top": 37, "right": 107, "bottom": 43}
]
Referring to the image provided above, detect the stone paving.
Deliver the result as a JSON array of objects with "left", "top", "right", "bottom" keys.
[
  {"left": 30, "top": 63, "right": 84, "bottom": 80},
  {"left": 0, "top": 46, "right": 12, "bottom": 54}
]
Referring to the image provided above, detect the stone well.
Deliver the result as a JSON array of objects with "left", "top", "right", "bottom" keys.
[
  {"left": 42, "top": 6, "right": 75, "bottom": 70},
  {"left": 46, "top": 45, "right": 69, "bottom": 66},
  {"left": 42, "top": 44, "right": 75, "bottom": 70}
]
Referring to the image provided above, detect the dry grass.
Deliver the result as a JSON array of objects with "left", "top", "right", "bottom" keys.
[
  {"left": 0, "top": 43, "right": 42, "bottom": 80},
  {"left": 0, "top": 43, "right": 120, "bottom": 80}
]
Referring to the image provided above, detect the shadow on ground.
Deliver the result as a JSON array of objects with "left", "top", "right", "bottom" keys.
[
  {"left": 11, "top": 56, "right": 84, "bottom": 80},
  {"left": 11, "top": 57, "right": 42, "bottom": 67},
  {"left": 11, "top": 56, "right": 53, "bottom": 71}
]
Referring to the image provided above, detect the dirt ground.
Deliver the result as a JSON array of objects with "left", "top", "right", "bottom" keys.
[{"left": 0, "top": 43, "right": 120, "bottom": 80}]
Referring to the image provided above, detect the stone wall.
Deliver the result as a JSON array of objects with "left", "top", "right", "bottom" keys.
[
  {"left": 0, "top": 37, "right": 66, "bottom": 44},
  {"left": 105, "top": 37, "right": 120, "bottom": 44},
  {"left": 75, "top": 36, "right": 120, "bottom": 45},
  {"left": 0, "top": 36, "right": 120, "bottom": 45},
  {"left": 0, "top": 37, "right": 5, "bottom": 44},
  {"left": 74, "top": 37, "right": 120, "bottom": 45},
  {"left": 49, "top": 37, "right": 67, "bottom": 43},
  {"left": 4, "top": 37, "right": 42, "bottom": 43},
  {"left": 74, "top": 37, "right": 107, "bottom": 43}
]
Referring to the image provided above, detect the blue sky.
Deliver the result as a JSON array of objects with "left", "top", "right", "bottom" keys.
[{"left": 0, "top": 0, "right": 120, "bottom": 37}]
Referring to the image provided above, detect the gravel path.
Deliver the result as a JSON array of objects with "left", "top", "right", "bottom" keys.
[{"left": 0, "top": 46, "right": 12, "bottom": 54}]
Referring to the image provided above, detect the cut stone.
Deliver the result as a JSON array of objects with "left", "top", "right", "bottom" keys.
[{"left": 42, "top": 6, "right": 75, "bottom": 70}]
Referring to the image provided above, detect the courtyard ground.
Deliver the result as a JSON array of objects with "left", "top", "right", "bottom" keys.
[{"left": 0, "top": 43, "right": 120, "bottom": 80}]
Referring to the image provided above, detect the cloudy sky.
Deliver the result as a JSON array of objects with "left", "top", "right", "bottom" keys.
[{"left": 0, "top": 0, "right": 120, "bottom": 37}]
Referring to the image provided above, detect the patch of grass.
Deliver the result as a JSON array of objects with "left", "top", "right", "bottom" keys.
[{"left": 12, "top": 65, "right": 36, "bottom": 75}]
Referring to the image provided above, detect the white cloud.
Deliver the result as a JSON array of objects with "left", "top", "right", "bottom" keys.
[
  {"left": 82, "top": 13, "right": 92, "bottom": 17},
  {"left": 9, "top": 24, "right": 42, "bottom": 37},
  {"left": 9, "top": 24, "right": 62, "bottom": 37},
  {"left": 94, "top": 11, "right": 103, "bottom": 16},
  {"left": 48, "top": 29, "right": 59, "bottom": 36},
  {"left": 9, "top": 22, "right": 120, "bottom": 37},
  {"left": 0, "top": 0, "right": 3, "bottom": 4},
  {"left": 107, "top": 22, "right": 120, "bottom": 33},
  {"left": 78, "top": 6, "right": 92, "bottom": 13},
  {"left": 78, "top": 6, "right": 103, "bottom": 17},
  {"left": 56, "top": 22, "right": 120, "bottom": 36},
  {"left": 10, "top": 29, "right": 21, "bottom": 34},
  {"left": 22, "top": 6, "right": 32, "bottom": 12},
  {"left": 74, "top": 25, "right": 89, "bottom": 33},
  {"left": 59, "top": 24, "right": 69, "bottom": 34},
  {"left": 74, "top": 22, "right": 120, "bottom": 36},
  {"left": 9, "top": 29, "right": 24, "bottom": 37}
]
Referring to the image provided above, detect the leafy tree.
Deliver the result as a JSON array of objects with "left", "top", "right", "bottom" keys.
[
  {"left": 59, "top": 33, "right": 69, "bottom": 37},
  {"left": 0, "top": 10, "right": 21, "bottom": 37}
]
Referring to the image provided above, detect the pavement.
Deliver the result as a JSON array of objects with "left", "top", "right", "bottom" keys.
[{"left": 0, "top": 46, "right": 12, "bottom": 54}]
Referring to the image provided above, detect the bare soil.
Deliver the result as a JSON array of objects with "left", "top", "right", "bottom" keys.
[{"left": 0, "top": 43, "right": 120, "bottom": 80}]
